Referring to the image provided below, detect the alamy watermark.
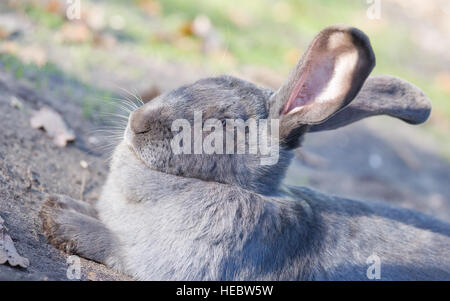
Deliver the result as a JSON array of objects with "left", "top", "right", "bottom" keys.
[
  {"left": 366, "top": 0, "right": 382, "bottom": 20},
  {"left": 170, "top": 111, "right": 280, "bottom": 166},
  {"left": 66, "top": 255, "right": 81, "bottom": 280},
  {"left": 66, "top": 0, "right": 81, "bottom": 20},
  {"left": 366, "top": 254, "right": 381, "bottom": 279}
]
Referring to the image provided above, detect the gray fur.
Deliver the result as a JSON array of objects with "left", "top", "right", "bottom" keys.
[
  {"left": 309, "top": 75, "right": 432, "bottom": 132},
  {"left": 40, "top": 25, "right": 450, "bottom": 280},
  {"left": 40, "top": 195, "right": 119, "bottom": 265}
]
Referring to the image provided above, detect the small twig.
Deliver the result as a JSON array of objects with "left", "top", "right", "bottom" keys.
[
  {"left": 80, "top": 171, "right": 87, "bottom": 201},
  {"left": 79, "top": 160, "right": 89, "bottom": 201}
]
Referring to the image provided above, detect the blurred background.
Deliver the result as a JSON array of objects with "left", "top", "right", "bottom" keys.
[{"left": 0, "top": 0, "right": 449, "bottom": 220}]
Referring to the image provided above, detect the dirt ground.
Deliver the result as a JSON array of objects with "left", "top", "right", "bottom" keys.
[{"left": 0, "top": 70, "right": 129, "bottom": 280}]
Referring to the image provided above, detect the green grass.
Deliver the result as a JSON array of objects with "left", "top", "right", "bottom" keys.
[
  {"left": 127, "top": 0, "right": 365, "bottom": 70},
  {"left": 0, "top": 53, "right": 114, "bottom": 120},
  {"left": 23, "top": 3, "right": 65, "bottom": 29}
]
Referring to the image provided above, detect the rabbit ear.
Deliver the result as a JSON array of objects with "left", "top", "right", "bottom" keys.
[
  {"left": 308, "top": 75, "right": 432, "bottom": 132},
  {"left": 269, "top": 25, "right": 375, "bottom": 145}
]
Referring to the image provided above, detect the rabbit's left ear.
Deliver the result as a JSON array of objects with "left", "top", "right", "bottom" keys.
[
  {"left": 269, "top": 25, "right": 375, "bottom": 146},
  {"left": 308, "top": 75, "right": 431, "bottom": 132}
]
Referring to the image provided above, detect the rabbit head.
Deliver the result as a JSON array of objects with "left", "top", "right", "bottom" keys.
[{"left": 124, "top": 25, "right": 431, "bottom": 194}]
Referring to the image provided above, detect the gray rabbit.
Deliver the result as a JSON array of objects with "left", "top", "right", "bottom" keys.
[{"left": 40, "top": 25, "right": 450, "bottom": 280}]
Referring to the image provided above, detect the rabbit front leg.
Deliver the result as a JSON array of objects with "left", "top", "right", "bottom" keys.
[{"left": 39, "top": 195, "right": 116, "bottom": 265}]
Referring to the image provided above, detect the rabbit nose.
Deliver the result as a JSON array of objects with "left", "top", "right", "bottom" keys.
[{"left": 130, "top": 104, "right": 154, "bottom": 134}]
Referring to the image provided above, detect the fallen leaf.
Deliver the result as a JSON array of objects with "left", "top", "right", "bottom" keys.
[
  {"left": 435, "top": 72, "right": 450, "bottom": 93},
  {"left": 93, "top": 32, "right": 116, "bottom": 49},
  {"left": 181, "top": 15, "right": 223, "bottom": 55},
  {"left": 18, "top": 45, "right": 47, "bottom": 66},
  {"left": 0, "top": 41, "right": 19, "bottom": 56},
  {"left": 58, "top": 22, "right": 92, "bottom": 44},
  {"left": 87, "top": 271, "right": 98, "bottom": 281},
  {"left": 0, "top": 42, "right": 47, "bottom": 66},
  {"left": 178, "top": 21, "right": 194, "bottom": 37},
  {"left": 45, "top": 0, "right": 63, "bottom": 15},
  {"left": 179, "top": 15, "right": 214, "bottom": 39},
  {"left": 0, "top": 215, "right": 30, "bottom": 269},
  {"left": 138, "top": 0, "right": 162, "bottom": 17},
  {"left": 0, "top": 26, "right": 10, "bottom": 39},
  {"left": 30, "top": 107, "right": 76, "bottom": 147}
]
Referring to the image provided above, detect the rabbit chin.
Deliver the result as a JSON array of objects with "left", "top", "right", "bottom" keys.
[
  {"left": 124, "top": 125, "right": 136, "bottom": 150},
  {"left": 121, "top": 125, "right": 148, "bottom": 168}
]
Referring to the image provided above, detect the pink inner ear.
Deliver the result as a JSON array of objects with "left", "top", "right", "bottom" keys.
[{"left": 282, "top": 55, "right": 334, "bottom": 115}]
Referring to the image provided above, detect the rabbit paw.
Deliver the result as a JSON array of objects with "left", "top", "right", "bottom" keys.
[{"left": 39, "top": 195, "right": 79, "bottom": 253}]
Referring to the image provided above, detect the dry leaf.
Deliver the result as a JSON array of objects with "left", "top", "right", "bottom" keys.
[
  {"left": 0, "top": 26, "right": 10, "bottom": 39},
  {"left": 92, "top": 32, "right": 116, "bottom": 49},
  {"left": 87, "top": 271, "right": 98, "bottom": 281},
  {"left": 138, "top": 0, "right": 162, "bottom": 17},
  {"left": 0, "top": 215, "right": 30, "bottom": 268},
  {"left": 179, "top": 15, "right": 214, "bottom": 38},
  {"left": 46, "top": 0, "right": 63, "bottom": 15},
  {"left": 435, "top": 72, "right": 450, "bottom": 93},
  {"left": 178, "top": 21, "right": 194, "bottom": 37},
  {"left": 0, "top": 41, "right": 19, "bottom": 56},
  {"left": 0, "top": 42, "right": 47, "bottom": 66},
  {"left": 180, "top": 15, "right": 223, "bottom": 55},
  {"left": 58, "top": 22, "right": 92, "bottom": 44},
  {"left": 18, "top": 45, "right": 47, "bottom": 66},
  {"left": 30, "top": 107, "right": 76, "bottom": 147}
]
